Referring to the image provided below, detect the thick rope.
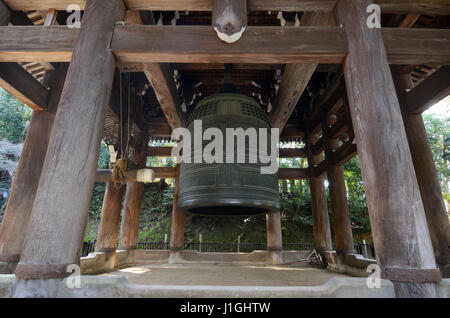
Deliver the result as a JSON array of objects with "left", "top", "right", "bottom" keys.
[{"left": 112, "top": 157, "right": 128, "bottom": 188}]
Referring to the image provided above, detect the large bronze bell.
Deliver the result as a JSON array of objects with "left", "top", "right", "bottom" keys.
[{"left": 177, "top": 65, "right": 280, "bottom": 216}]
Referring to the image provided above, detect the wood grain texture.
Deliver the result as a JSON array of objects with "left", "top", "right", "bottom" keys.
[
  {"left": 277, "top": 168, "right": 309, "bottom": 180},
  {"left": 119, "top": 135, "right": 149, "bottom": 250},
  {"left": 170, "top": 165, "right": 185, "bottom": 250},
  {"left": 146, "top": 147, "right": 307, "bottom": 158},
  {"left": 95, "top": 180, "right": 125, "bottom": 253},
  {"left": 0, "top": 26, "right": 449, "bottom": 65},
  {"left": 307, "top": 141, "right": 332, "bottom": 252},
  {"left": 268, "top": 13, "right": 334, "bottom": 130},
  {"left": 143, "top": 63, "right": 185, "bottom": 129},
  {"left": 111, "top": 26, "right": 348, "bottom": 64},
  {"left": 16, "top": 0, "right": 125, "bottom": 273},
  {"left": 118, "top": 180, "right": 145, "bottom": 250},
  {"left": 0, "top": 65, "right": 67, "bottom": 263},
  {"left": 0, "top": 62, "right": 49, "bottom": 111},
  {"left": 337, "top": 0, "right": 439, "bottom": 297},
  {"left": 324, "top": 132, "right": 354, "bottom": 254},
  {"left": 266, "top": 212, "right": 283, "bottom": 251},
  {"left": 406, "top": 66, "right": 450, "bottom": 114},
  {"left": 3, "top": 0, "right": 450, "bottom": 14},
  {"left": 0, "top": 0, "right": 10, "bottom": 25},
  {"left": 392, "top": 66, "right": 450, "bottom": 273}
]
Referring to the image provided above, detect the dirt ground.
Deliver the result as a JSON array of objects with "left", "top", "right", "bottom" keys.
[{"left": 101, "top": 263, "right": 349, "bottom": 286}]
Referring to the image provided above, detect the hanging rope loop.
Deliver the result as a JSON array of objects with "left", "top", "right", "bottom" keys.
[{"left": 112, "top": 157, "right": 128, "bottom": 188}]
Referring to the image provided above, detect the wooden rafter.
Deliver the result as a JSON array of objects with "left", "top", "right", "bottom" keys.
[
  {"left": 268, "top": 12, "right": 334, "bottom": 131},
  {"left": 3, "top": 0, "right": 450, "bottom": 15},
  {"left": 127, "top": 10, "right": 185, "bottom": 131},
  {"left": 144, "top": 63, "right": 185, "bottom": 129},
  {"left": 406, "top": 66, "right": 450, "bottom": 114},
  {"left": 0, "top": 62, "right": 48, "bottom": 110}
]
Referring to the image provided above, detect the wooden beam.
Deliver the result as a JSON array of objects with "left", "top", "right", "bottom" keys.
[
  {"left": 171, "top": 63, "right": 284, "bottom": 71},
  {"left": 332, "top": 141, "right": 357, "bottom": 166},
  {"left": 212, "top": 0, "right": 247, "bottom": 44},
  {"left": 95, "top": 169, "right": 156, "bottom": 183},
  {"left": 148, "top": 167, "right": 178, "bottom": 179},
  {"left": 170, "top": 165, "right": 184, "bottom": 253},
  {"left": 13, "top": 0, "right": 126, "bottom": 284},
  {"left": 129, "top": 10, "right": 184, "bottom": 131},
  {"left": 277, "top": 168, "right": 309, "bottom": 180},
  {"left": 337, "top": 0, "right": 439, "bottom": 297},
  {"left": 0, "top": 62, "right": 48, "bottom": 110},
  {"left": 0, "top": 26, "right": 77, "bottom": 62},
  {"left": 147, "top": 147, "right": 174, "bottom": 157},
  {"left": 269, "top": 13, "right": 334, "bottom": 131},
  {"left": 392, "top": 65, "right": 450, "bottom": 269},
  {"left": 306, "top": 76, "right": 345, "bottom": 134},
  {"left": 313, "top": 160, "right": 330, "bottom": 178},
  {"left": 406, "top": 66, "right": 450, "bottom": 114},
  {"left": 111, "top": 26, "right": 348, "bottom": 64},
  {"left": 3, "top": 0, "right": 450, "bottom": 15},
  {"left": 143, "top": 63, "right": 185, "bottom": 129},
  {"left": 146, "top": 146, "right": 307, "bottom": 158},
  {"left": 279, "top": 148, "right": 307, "bottom": 158},
  {"left": 0, "top": 26, "right": 449, "bottom": 65},
  {"left": 0, "top": 64, "right": 67, "bottom": 265},
  {"left": 0, "top": 0, "right": 9, "bottom": 25}
]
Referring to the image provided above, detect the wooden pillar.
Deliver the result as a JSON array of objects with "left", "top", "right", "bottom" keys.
[
  {"left": 13, "top": 0, "right": 125, "bottom": 290},
  {"left": 0, "top": 0, "right": 9, "bottom": 25},
  {"left": 391, "top": 66, "right": 450, "bottom": 277},
  {"left": 324, "top": 118, "right": 355, "bottom": 255},
  {"left": 118, "top": 136, "right": 149, "bottom": 251},
  {"left": 169, "top": 165, "right": 185, "bottom": 263},
  {"left": 336, "top": 0, "right": 440, "bottom": 297},
  {"left": 95, "top": 165, "right": 125, "bottom": 268},
  {"left": 266, "top": 212, "right": 283, "bottom": 264},
  {"left": 0, "top": 64, "right": 67, "bottom": 270},
  {"left": 307, "top": 137, "right": 333, "bottom": 253}
]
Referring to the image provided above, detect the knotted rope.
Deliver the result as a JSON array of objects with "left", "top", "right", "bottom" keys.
[{"left": 112, "top": 157, "right": 128, "bottom": 188}]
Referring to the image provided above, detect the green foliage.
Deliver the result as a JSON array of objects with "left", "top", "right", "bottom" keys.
[
  {"left": 97, "top": 141, "right": 110, "bottom": 169},
  {"left": 343, "top": 156, "right": 371, "bottom": 232},
  {"left": 0, "top": 89, "right": 32, "bottom": 144},
  {"left": 423, "top": 112, "right": 450, "bottom": 200}
]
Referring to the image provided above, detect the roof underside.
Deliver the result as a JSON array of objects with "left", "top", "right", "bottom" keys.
[{"left": 8, "top": 7, "right": 450, "bottom": 147}]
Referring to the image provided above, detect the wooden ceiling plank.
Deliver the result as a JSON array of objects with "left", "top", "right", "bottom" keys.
[{"left": 3, "top": 0, "right": 450, "bottom": 15}]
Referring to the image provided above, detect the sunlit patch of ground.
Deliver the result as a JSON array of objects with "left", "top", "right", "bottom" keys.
[{"left": 101, "top": 263, "right": 349, "bottom": 286}]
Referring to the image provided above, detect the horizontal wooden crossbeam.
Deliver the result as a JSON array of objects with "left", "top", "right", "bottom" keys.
[
  {"left": 278, "top": 168, "right": 309, "bottom": 180},
  {"left": 406, "top": 66, "right": 450, "bottom": 114},
  {"left": 3, "top": 0, "right": 450, "bottom": 15},
  {"left": 0, "top": 26, "right": 449, "bottom": 65},
  {"left": 146, "top": 146, "right": 307, "bottom": 158},
  {"left": 313, "top": 140, "right": 358, "bottom": 177},
  {"left": 0, "top": 62, "right": 48, "bottom": 110}
]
